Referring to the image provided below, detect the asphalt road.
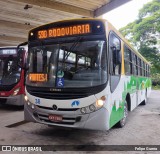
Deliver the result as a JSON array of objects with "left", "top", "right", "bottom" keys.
[{"left": 0, "top": 90, "right": 160, "bottom": 154}]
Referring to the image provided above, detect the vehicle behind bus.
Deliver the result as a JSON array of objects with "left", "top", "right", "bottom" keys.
[{"left": 0, "top": 46, "right": 27, "bottom": 106}]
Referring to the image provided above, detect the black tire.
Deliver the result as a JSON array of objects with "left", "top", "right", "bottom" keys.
[
  {"left": 116, "top": 101, "right": 128, "bottom": 128},
  {"left": 0, "top": 99, "right": 7, "bottom": 106}
]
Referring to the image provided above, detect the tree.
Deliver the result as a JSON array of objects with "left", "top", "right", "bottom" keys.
[{"left": 120, "top": 0, "right": 160, "bottom": 74}]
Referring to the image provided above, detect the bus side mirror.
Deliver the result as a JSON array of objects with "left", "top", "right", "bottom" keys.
[
  {"left": 17, "top": 42, "right": 28, "bottom": 70},
  {"left": 21, "top": 55, "right": 29, "bottom": 71}
]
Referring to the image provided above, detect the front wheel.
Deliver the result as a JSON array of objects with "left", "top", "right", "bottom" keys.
[{"left": 117, "top": 102, "right": 128, "bottom": 128}]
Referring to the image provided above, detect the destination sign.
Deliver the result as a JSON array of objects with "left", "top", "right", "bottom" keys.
[
  {"left": 29, "top": 73, "right": 48, "bottom": 82},
  {"left": 29, "top": 20, "right": 105, "bottom": 41},
  {"left": 37, "top": 24, "right": 91, "bottom": 39},
  {"left": 0, "top": 49, "right": 16, "bottom": 55}
]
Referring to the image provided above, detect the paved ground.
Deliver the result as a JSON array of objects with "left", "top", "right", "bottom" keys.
[{"left": 0, "top": 90, "right": 160, "bottom": 154}]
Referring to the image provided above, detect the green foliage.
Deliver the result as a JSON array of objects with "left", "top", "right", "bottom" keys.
[
  {"left": 152, "top": 85, "right": 160, "bottom": 90},
  {"left": 140, "top": 45, "right": 160, "bottom": 71},
  {"left": 120, "top": 0, "right": 160, "bottom": 84},
  {"left": 152, "top": 73, "right": 160, "bottom": 89},
  {"left": 120, "top": 0, "right": 160, "bottom": 48},
  {"left": 138, "top": 0, "right": 160, "bottom": 19}
]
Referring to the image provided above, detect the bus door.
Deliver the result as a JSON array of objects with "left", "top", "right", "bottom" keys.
[
  {"left": 109, "top": 32, "right": 123, "bottom": 126},
  {"left": 109, "top": 32, "right": 122, "bottom": 93}
]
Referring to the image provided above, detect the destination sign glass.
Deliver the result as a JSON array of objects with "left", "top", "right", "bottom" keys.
[
  {"left": 29, "top": 20, "right": 105, "bottom": 41},
  {"left": 0, "top": 49, "right": 16, "bottom": 55},
  {"left": 37, "top": 24, "right": 91, "bottom": 39},
  {"left": 29, "top": 73, "right": 48, "bottom": 82}
]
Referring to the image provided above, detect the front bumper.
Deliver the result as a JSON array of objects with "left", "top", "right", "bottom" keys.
[
  {"left": 24, "top": 102, "right": 109, "bottom": 131},
  {"left": 0, "top": 94, "right": 25, "bottom": 106}
]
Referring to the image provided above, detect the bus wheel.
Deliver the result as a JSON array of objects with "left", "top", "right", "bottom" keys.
[{"left": 117, "top": 102, "right": 128, "bottom": 128}]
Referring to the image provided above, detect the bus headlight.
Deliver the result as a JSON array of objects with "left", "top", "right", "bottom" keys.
[
  {"left": 89, "top": 104, "right": 96, "bottom": 112},
  {"left": 80, "top": 107, "right": 87, "bottom": 114},
  {"left": 96, "top": 99, "right": 104, "bottom": 107},
  {"left": 31, "top": 104, "right": 35, "bottom": 109},
  {"left": 12, "top": 88, "right": 20, "bottom": 96},
  {"left": 80, "top": 96, "right": 106, "bottom": 114},
  {"left": 24, "top": 95, "right": 28, "bottom": 101},
  {"left": 96, "top": 96, "right": 106, "bottom": 107},
  {"left": 27, "top": 102, "right": 31, "bottom": 106}
]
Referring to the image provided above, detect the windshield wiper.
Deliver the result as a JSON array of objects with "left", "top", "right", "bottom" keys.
[{"left": 65, "top": 37, "right": 83, "bottom": 60}]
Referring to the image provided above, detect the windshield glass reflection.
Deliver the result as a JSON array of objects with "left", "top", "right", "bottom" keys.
[
  {"left": 27, "top": 38, "right": 107, "bottom": 88},
  {"left": 0, "top": 50, "right": 21, "bottom": 86}
]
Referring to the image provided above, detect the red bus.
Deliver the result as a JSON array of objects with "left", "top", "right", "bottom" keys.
[{"left": 0, "top": 46, "right": 27, "bottom": 106}]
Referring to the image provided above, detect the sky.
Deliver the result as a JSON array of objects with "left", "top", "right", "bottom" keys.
[{"left": 103, "top": 0, "right": 152, "bottom": 29}]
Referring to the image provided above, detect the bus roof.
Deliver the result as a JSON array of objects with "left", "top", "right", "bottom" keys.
[{"left": 28, "top": 18, "right": 150, "bottom": 66}]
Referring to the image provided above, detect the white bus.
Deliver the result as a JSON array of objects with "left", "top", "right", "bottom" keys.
[{"left": 23, "top": 19, "right": 151, "bottom": 130}]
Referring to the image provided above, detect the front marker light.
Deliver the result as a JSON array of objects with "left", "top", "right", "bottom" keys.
[
  {"left": 27, "top": 101, "right": 35, "bottom": 110},
  {"left": 12, "top": 88, "right": 20, "bottom": 96}
]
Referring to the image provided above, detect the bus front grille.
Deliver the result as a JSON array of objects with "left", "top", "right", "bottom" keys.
[
  {"left": 0, "top": 98, "right": 7, "bottom": 103},
  {"left": 28, "top": 91, "right": 88, "bottom": 100},
  {"left": 37, "top": 105, "right": 79, "bottom": 111},
  {"left": 26, "top": 86, "right": 98, "bottom": 100},
  {"left": 0, "top": 84, "right": 16, "bottom": 91},
  {"left": 36, "top": 113, "right": 81, "bottom": 125}
]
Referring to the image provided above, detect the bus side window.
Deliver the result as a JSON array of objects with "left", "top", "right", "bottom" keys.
[
  {"left": 109, "top": 33, "right": 121, "bottom": 75},
  {"left": 139, "top": 58, "right": 142, "bottom": 76},
  {"left": 132, "top": 53, "right": 137, "bottom": 76},
  {"left": 124, "top": 46, "right": 132, "bottom": 75}
]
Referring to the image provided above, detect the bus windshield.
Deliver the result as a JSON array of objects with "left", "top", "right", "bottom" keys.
[
  {"left": 0, "top": 48, "right": 21, "bottom": 86},
  {"left": 27, "top": 37, "right": 107, "bottom": 88}
]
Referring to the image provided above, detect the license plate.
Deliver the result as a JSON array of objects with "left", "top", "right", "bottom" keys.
[{"left": 48, "top": 115, "right": 62, "bottom": 122}]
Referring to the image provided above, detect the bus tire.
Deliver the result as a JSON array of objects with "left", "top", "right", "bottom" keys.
[
  {"left": 0, "top": 99, "right": 7, "bottom": 106},
  {"left": 116, "top": 101, "right": 128, "bottom": 128}
]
